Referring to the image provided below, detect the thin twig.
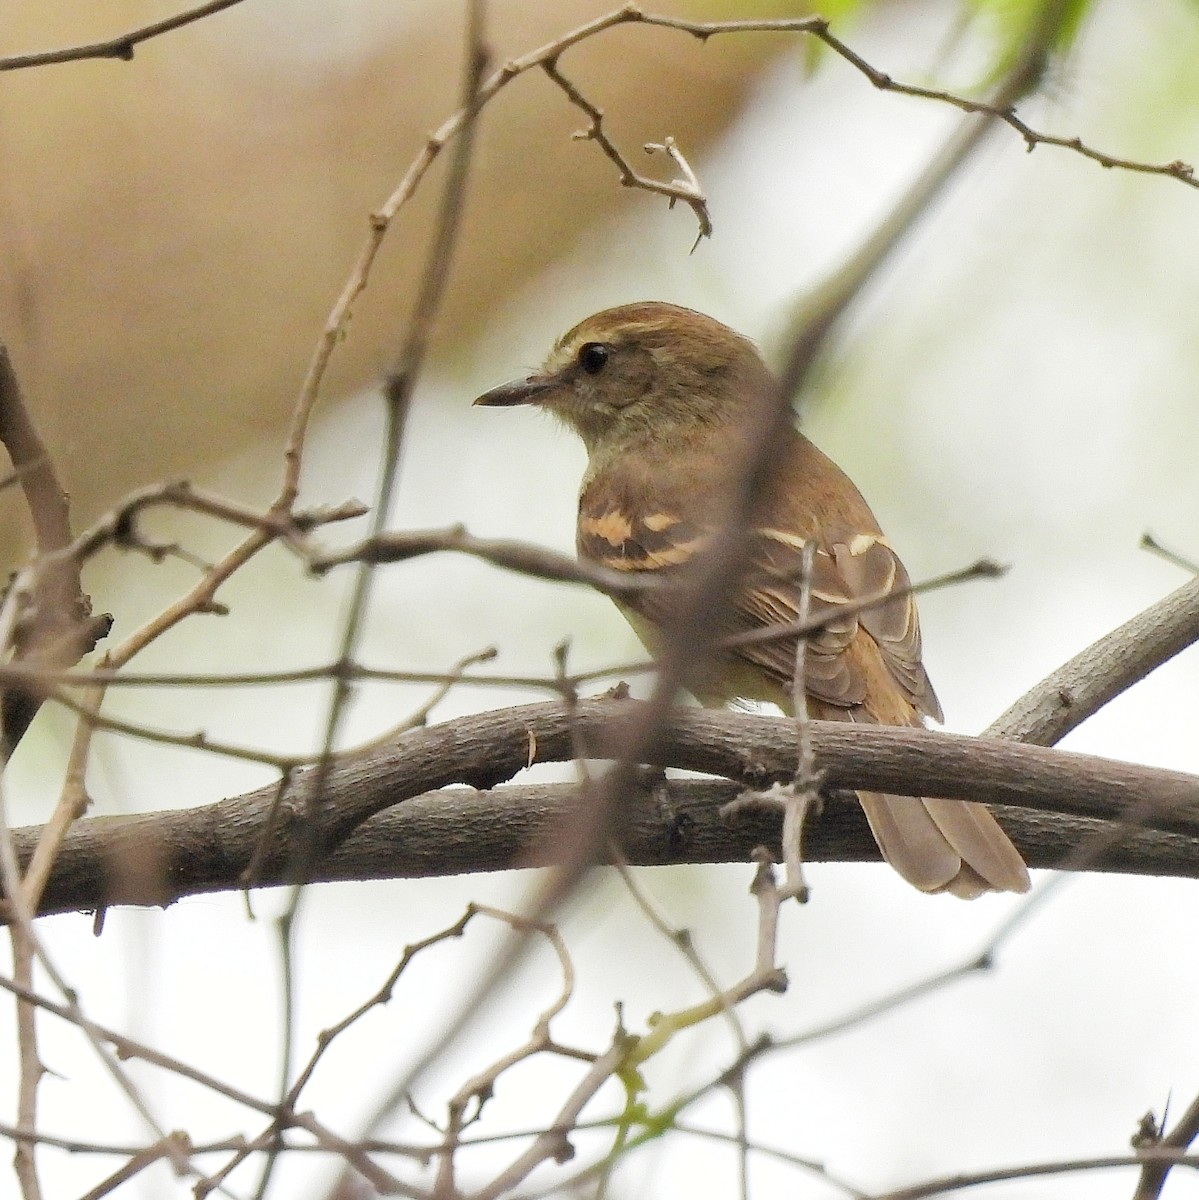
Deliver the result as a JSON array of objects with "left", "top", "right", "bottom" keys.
[
  {"left": 1141, "top": 532, "right": 1199, "bottom": 576},
  {"left": 1131, "top": 1090, "right": 1199, "bottom": 1200},
  {"left": 312, "top": 522, "right": 665, "bottom": 599},
  {"left": 0, "top": 969, "right": 406, "bottom": 1193},
  {"left": 869, "top": 1150, "right": 1199, "bottom": 1200},
  {"left": 542, "top": 59, "right": 711, "bottom": 240},
  {"left": 0, "top": 0, "right": 251, "bottom": 71}
]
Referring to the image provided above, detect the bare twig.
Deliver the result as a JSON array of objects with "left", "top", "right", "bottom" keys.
[
  {"left": 0, "top": 970, "right": 406, "bottom": 1194},
  {"left": 434, "top": 905, "right": 590, "bottom": 1199},
  {"left": 68, "top": 479, "right": 366, "bottom": 565},
  {"left": 636, "top": 7, "right": 1198, "bottom": 192},
  {"left": 610, "top": 850, "right": 749, "bottom": 1052},
  {"left": 0, "top": 816, "right": 186, "bottom": 1185},
  {"left": 1141, "top": 532, "right": 1199, "bottom": 576},
  {"left": 773, "top": 0, "right": 1078, "bottom": 406},
  {"left": 0, "top": 0, "right": 251, "bottom": 72},
  {"left": 1132, "top": 1089, "right": 1199, "bottom": 1200},
  {"left": 721, "top": 558, "right": 1004, "bottom": 654},
  {"left": 869, "top": 1149, "right": 1199, "bottom": 1200},
  {"left": 312, "top": 522, "right": 664, "bottom": 599},
  {"left": 300, "top": 9, "right": 493, "bottom": 1195},
  {"left": 11, "top": 935, "right": 41, "bottom": 1200},
  {"left": 543, "top": 59, "right": 711, "bottom": 240}
]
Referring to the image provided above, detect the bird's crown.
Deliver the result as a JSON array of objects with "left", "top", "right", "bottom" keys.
[
  {"left": 475, "top": 301, "right": 773, "bottom": 453},
  {"left": 546, "top": 302, "right": 758, "bottom": 376}
]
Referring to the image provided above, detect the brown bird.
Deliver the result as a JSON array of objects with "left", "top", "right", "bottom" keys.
[{"left": 475, "top": 302, "right": 1029, "bottom": 898}]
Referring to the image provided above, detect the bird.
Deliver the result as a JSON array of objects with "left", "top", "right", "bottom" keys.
[{"left": 475, "top": 301, "right": 1029, "bottom": 898}]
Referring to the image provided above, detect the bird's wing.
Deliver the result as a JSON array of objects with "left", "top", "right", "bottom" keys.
[
  {"left": 577, "top": 505, "right": 709, "bottom": 575},
  {"left": 577, "top": 482, "right": 941, "bottom": 722},
  {"left": 732, "top": 528, "right": 943, "bottom": 723}
]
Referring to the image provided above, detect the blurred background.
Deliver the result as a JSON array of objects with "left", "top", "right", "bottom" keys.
[{"left": 3, "top": 0, "right": 1199, "bottom": 1196}]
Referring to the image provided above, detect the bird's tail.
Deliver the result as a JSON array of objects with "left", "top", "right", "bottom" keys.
[
  {"left": 857, "top": 790, "right": 1029, "bottom": 898},
  {"left": 809, "top": 698, "right": 1029, "bottom": 897}
]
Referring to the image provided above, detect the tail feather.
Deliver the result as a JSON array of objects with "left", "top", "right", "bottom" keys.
[
  {"left": 939, "top": 863, "right": 991, "bottom": 901},
  {"left": 860, "top": 791, "right": 1030, "bottom": 897},
  {"left": 922, "top": 796, "right": 1031, "bottom": 893},
  {"left": 858, "top": 792, "right": 962, "bottom": 893},
  {"left": 803, "top": 643, "right": 1030, "bottom": 898}
]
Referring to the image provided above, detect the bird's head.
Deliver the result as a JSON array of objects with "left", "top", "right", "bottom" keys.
[{"left": 474, "top": 302, "right": 774, "bottom": 454}]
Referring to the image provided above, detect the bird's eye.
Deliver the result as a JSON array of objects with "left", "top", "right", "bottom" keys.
[{"left": 578, "top": 343, "right": 610, "bottom": 375}]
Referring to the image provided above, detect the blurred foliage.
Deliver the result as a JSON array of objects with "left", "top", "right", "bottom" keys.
[
  {"left": 793, "top": 0, "right": 1094, "bottom": 83},
  {"left": 967, "top": 0, "right": 1095, "bottom": 75}
]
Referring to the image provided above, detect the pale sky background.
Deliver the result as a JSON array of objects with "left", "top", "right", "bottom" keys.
[{"left": 5, "top": 0, "right": 1199, "bottom": 1197}]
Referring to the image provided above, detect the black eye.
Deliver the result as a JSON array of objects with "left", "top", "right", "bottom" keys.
[{"left": 578, "top": 342, "right": 610, "bottom": 375}]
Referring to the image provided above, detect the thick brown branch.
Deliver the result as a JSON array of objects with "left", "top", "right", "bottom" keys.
[
  {"left": 987, "top": 572, "right": 1199, "bottom": 746},
  {"left": 10, "top": 700, "right": 1199, "bottom": 918}
]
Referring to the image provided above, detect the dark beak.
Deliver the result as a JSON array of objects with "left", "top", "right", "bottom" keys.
[{"left": 473, "top": 375, "right": 555, "bottom": 407}]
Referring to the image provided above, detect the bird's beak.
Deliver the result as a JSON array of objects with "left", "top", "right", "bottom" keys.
[{"left": 473, "top": 375, "right": 555, "bottom": 407}]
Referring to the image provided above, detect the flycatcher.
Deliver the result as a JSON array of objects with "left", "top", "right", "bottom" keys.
[{"left": 476, "top": 301, "right": 1029, "bottom": 898}]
